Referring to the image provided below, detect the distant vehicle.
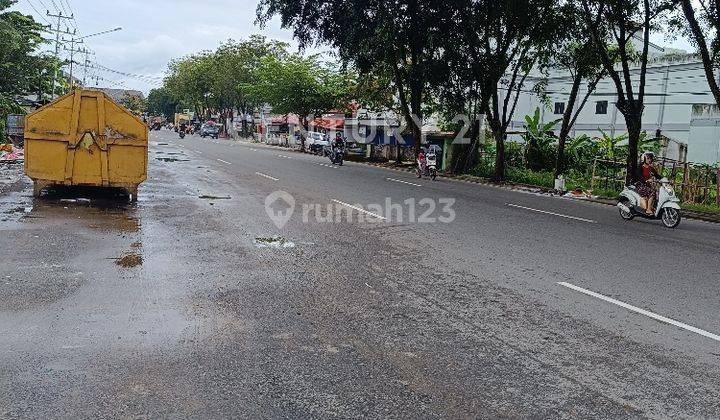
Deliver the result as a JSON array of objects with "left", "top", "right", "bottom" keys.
[
  {"left": 327, "top": 137, "right": 345, "bottom": 166},
  {"left": 200, "top": 122, "right": 220, "bottom": 139},
  {"left": 174, "top": 113, "right": 190, "bottom": 131},
  {"left": 304, "top": 131, "right": 330, "bottom": 154}
]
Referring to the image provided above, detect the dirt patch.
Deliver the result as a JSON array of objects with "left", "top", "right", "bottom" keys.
[
  {"left": 199, "top": 195, "right": 231, "bottom": 200},
  {"left": 156, "top": 157, "right": 190, "bottom": 163},
  {"left": 115, "top": 253, "right": 143, "bottom": 268}
]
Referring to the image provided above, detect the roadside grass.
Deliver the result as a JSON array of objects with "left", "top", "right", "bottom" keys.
[{"left": 684, "top": 202, "right": 720, "bottom": 214}]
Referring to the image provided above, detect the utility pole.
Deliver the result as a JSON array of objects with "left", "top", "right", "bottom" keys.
[
  {"left": 81, "top": 49, "right": 96, "bottom": 87},
  {"left": 46, "top": 11, "right": 75, "bottom": 98},
  {"left": 62, "top": 38, "right": 85, "bottom": 89}
]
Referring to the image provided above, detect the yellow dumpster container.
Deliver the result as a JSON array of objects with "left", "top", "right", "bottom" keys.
[{"left": 24, "top": 89, "right": 148, "bottom": 201}]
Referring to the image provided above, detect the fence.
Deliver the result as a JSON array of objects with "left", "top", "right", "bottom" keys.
[{"left": 591, "top": 157, "right": 720, "bottom": 205}]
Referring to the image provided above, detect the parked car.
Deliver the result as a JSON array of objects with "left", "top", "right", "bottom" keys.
[
  {"left": 200, "top": 122, "right": 220, "bottom": 139},
  {"left": 304, "top": 131, "right": 329, "bottom": 154}
]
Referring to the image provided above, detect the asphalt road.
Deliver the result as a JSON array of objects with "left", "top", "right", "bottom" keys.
[{"left": 1, "top": 129, "right": 719, "bottom": 418}]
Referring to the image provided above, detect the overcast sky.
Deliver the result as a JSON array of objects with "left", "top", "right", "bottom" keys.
[{"left": 13, "top": 0, "right": 695, "bottom": 94}]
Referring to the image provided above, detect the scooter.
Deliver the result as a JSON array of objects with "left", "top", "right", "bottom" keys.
[
  {"left": 617, "top": 178, "right": 682, "bottom": 228},
  {"left": 426, "top": 151, "right": 438, "bottom": 181},
  {"left": 179, "top": 129, "right": 186, "bottom": 139},
  {"left": 416, "top": 152, "right": 438, "bottom": 181}
]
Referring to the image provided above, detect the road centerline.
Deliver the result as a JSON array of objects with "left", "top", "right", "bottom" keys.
[
  {"left": 332, "top": 199, "right": 387, "bottom": 220},
  {"left": 387, "top": 178, "right": 422, "bottom": 187},
  {"left": 558, "top": 282, "right": 720, "bottom": 343},
  {"left": 216, "top": 159, "right": 232, "bottom": 165},
  {"left": 256, "top": 172, "right": 279, "bottom": 181},
  {"left": 507, "top": 203, "right": 596, "bottom": 224}
]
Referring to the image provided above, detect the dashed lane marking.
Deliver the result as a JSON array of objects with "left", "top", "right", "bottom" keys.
[
  {"left": 559, "top": 282, "right": 720, "bottom": 343},
  {"left": 507, "top": 203, "right": 596, "bottom": 224},
  {"left": 331, "top": 199, "right": 387, "bottom": 221},
  {"left": 387, "top": 178, "right": 422, "bottom": 187},
  {"left": 256, "top": 172, "right": 279, "bottom": 181}
]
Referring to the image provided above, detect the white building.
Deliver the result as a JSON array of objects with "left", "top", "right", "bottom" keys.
[{"left": 510, "top": 47, "right": 719, "bottom": 164}]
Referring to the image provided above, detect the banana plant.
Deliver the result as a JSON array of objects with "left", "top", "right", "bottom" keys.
[
  {"left": 567, "top": 134, "right": 594, "bottom": 161},
  {"left": 523, "top": 107, "right": 562, "bottom": 147},
  {"left": 596, "top": 129, "right": 627, "bottom": 160},
  {"left": 638, "top": 131, "right": 662, "bottom": 154}
]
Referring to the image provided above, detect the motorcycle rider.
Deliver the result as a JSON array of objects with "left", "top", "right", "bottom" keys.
[
  {"left": 417, "top": 148, "right": 427, "bottom": 174},
  {"left": 634, "top": 152, "right": 662, "bottom": 216},
  {"left": 333, "top": 132, "right": 345, "bottom": 150}
]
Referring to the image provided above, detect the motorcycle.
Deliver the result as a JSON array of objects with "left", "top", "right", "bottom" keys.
[
  {"left": 416, "top": 151, "right": 438, "bottom": 181},
  {"left": 179, "top": 127, "right": 186, "bottom": 139},
  {"left": 328, "top": 144, "right": 344, "bottom": 166},
  {"left": 617, "top": 178, "right": 682, "bottom": 228}
]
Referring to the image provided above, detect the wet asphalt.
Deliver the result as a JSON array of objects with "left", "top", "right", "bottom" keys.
[{"left": 1, "top": 129, "right": 720, "bottom": 419}]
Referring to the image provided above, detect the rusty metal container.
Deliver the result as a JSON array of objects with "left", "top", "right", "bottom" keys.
[{"left": 24, "top": 89, "right": 148, "bottom": 200}]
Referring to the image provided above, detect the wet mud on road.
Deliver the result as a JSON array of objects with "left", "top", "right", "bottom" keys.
[{"left": 1, "top": 134, "right": 720, "bottom": 418}]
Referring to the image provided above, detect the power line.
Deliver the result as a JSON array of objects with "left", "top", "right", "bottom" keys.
[
  {"left": 89, "top": 63, "right": 164, "bottom": 84},
  {"left": 23, "top": 0, "right": 52, "bottom": 25}
]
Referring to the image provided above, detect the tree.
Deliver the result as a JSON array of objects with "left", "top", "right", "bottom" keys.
[
  {"left": 147, "top": 87, "right": 179, "bottom": 118},
  {"left": 443, "top": 0, "right": 561, "bottom": 181},
  {"left": 548, "top": 3, "right": 607, "bottom": 177},
  {"left": 214, "top": 36, "right": 289, "bottom": 136},
  {"left": 242, "top": 54, "right": 351, "bottom": 150},
  {"left": 579, "top": 0, "right": 675, "bottom": 183},
  {"left": 257, "top": 0, "right": 453, "bottom": 158},
  {"left": 122, "top": 93, "right": 147, "bottom": 116},
  {"left": 164, "top": 52, "right": 218, "bottom": 117},
  {"left": 162, "top": 36, "right": 291, "bottom": 135},
  {"left": 677, "top": 0, "right": 720, "bottom": 107},
  {"left": 0, "top": 0, "right": 58, "bottom": 139}
]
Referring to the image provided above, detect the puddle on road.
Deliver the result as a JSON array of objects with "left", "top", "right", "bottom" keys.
[
  {"left": 13, "top": 186, "right": 143, "bottom": 232},
  {"left": 155, "top": 150, "right": 190, "bottom": 163},
  {"left": 254, "top": 236, "right": 296, "bottom": 249}
]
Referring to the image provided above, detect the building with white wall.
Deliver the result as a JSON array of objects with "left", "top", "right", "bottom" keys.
[{"left": 509, "top": 49, "right": 719, "bottom": 163}]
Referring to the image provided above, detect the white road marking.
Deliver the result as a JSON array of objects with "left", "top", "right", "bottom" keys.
[
  {"left": 255, "top": 172, "right": 279, "bottom": 181},
  {"left": 315, "top": 163, "right": 337, "bottom": 169},
  {"left": 216, "top": 159, "right": 232, "bottom": 165},
  {"left": 194, "top": 150, "right": 203, "bottom": 154},
  {"left": 507, "top": 203, "right": 596, "bottom": 224},
  {"left": 387, "top": 178, "right": 422, "bottom": 187},
  {"left": 558, "top": 282, "right": 720, "bottom": 343},
  {"left": 276, "top": 154, "right": 293, "bottom": 159},
  {"left": 332, "top": 199, "right": 387, "bottom": 221}
]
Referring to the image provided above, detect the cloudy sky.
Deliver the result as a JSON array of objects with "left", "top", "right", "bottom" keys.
[
  {"left": 12, "top": 0, "right": 323, "bottom": 93},
  {"left": 13, "top": 0, "right": 694, "bottom": 94}
]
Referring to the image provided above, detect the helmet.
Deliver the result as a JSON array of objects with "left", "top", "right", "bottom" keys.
[{"left": 641, "top": 151, "right": 655, "bottom": 162}]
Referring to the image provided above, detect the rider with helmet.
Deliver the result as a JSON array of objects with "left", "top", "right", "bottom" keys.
[{"left": 634, "top": 152, "right": 662, "bottom": 215}]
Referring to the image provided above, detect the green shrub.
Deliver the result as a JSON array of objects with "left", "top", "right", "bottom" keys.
[
  {"left": 505, "top": 167, "right": 555, "bottom": 188},
  {"left": 592, "top": 187, "right": 621, "bottom": 199}
]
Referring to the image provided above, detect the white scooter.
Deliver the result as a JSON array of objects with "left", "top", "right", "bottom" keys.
[
  {"left": 417, "top": 151, "right": 438, "bottom": 181},
  {"left": 617, "top": 178, "right": 682, "bottom": 228}
]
